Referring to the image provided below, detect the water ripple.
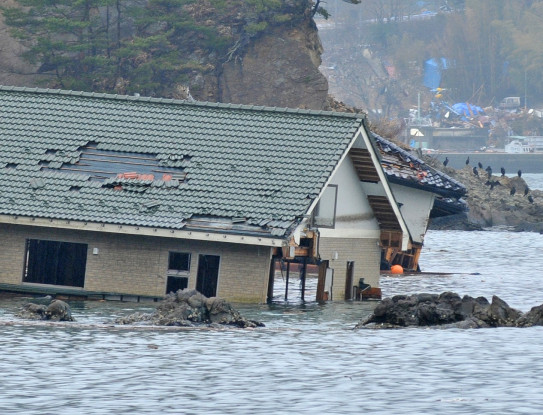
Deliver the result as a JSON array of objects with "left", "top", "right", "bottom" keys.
[{"left": 1, "top": 231, "right": 543, "bottom": 414}]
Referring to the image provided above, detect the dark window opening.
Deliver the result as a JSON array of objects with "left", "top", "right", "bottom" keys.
[
  {"left": 23, "top": 239, "right": 88, "bottom": 287},
  {"left": 168, "top": 252, "right": 191, "bottom": 273},
  {"left": 166, "top": 276, "right": 188, "bottom": 294}
]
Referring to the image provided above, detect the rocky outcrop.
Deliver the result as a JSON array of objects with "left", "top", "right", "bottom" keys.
[
  {"left": 425, "top": 158, "right": 543, "bottom": 232},
  {"left": 355, "top": 292, "right": 537, "bottom": 329},
  {"left": 17, "top": 299, "right": 74, "bottom": 322},
  {"left": 516, "top": 304, "right": 543, "bottom": 327},
  {"left": 116, "top": 289, "right": 264, "bottom": 328}
]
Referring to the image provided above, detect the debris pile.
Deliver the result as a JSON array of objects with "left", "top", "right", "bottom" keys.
[
  {"left": 116, "top": 289, "right": 264, "bottom": 328},
  {"left": 356, "top": 292, "right": 543, "bottom": 329},
  {"left": 17, "top": 299, "right": 74, "bottom": 322}
]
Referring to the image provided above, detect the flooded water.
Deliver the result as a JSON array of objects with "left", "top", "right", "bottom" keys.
[
  {"left": 2, "top": 229, "right": 543, "bottom": 414},
  {"left": 520, "top": 172, "right": 543, "bottom": 191}
]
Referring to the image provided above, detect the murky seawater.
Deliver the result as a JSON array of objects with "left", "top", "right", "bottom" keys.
[{"left": 2, "top": 229, "right": 543, "bottom": 414}]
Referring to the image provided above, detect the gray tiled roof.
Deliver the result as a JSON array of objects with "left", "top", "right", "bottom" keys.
[
  {"left": 373, "top": 133, "right": 466, "bottom": 197},
  {"left": 0, "top": 86, "right": 365, "bottom": 238}
]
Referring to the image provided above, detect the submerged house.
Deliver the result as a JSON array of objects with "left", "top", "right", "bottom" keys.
[
  {"left": 374, "top": 134, "right": 467, "bottom": 271},
  {"left": 0, "top": 86, "right": 408, "bottom": 303}
]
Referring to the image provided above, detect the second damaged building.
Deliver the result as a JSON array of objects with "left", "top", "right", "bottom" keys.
[
  {"left": 0, "top": 86, "right": 409, "bottom": 303},
  {"left": 374, "top": 134, "right": 467, "bottom": 271}
]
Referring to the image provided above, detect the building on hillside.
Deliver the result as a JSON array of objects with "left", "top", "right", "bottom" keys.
[
  {"left": 373, "top": 134, "right": 467, "bottom": 271},
  {"left": 0, "top": 86, "right": 408, "bottom": 303}
]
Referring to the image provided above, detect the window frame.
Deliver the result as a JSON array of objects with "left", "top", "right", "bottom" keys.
[
  {"left": 167, "top": 251, "right": 191, "bottom": 277},
  {"left": 313, "top": 184, "right": 338, "bottom": 228}
]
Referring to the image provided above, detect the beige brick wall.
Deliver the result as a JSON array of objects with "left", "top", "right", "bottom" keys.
[
  {"left": 318, "top": 237, "right": 381, "bottom": 300},
  {"left": 0, "top": 223, "right": 272, "bottom": 303}
]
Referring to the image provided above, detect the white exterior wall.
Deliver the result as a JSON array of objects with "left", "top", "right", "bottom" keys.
[
  {"left": 325, "top": 156, "right": 380, "bottom": 233},
  {"left": 390, "top": 183, "right": 435, "bottom": 244},
  {"left": 316, "top": 157, "right": 381, "bottom": 299}
]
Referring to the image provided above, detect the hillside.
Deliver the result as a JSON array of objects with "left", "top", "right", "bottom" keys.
[
  {"left": 317, "top": 0, "right": 543, "bottom": 125},
  {"left": 0, "top": 0, "right": 332, "bottom": 109}
]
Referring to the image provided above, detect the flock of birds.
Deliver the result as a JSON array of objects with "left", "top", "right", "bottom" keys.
[{"left": 443, "top": 156, "right": 534, "bottom": 204}]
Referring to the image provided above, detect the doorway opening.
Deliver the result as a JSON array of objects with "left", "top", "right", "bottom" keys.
[
  {"left": 196, "top": 254, "right": 220, "bottom": 297},
  {"left": 23, "top": 239, "right": 88, "bottom": 287}
]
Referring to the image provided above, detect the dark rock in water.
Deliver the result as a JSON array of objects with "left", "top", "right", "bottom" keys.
[
  {"left": 45, "top": 300, "right": 74, "bottom": 321},
  {"left": 355, "top": 292, "right": 526, "bottom": 329},
  {"left": 17, "top": 299, "right": 74, "bottom": 321},
  {"left": 17, "top": 303, "right": 47, "bottom": 320},
  {"left": 516, "top": 304, "right": 543, "bottom": 327},
  {"left": 116, "top": 288, "right": 264, "bottom": 329}
]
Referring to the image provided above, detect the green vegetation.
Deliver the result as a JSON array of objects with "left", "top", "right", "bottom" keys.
[{"left": 1, "top": 0, "right": 313, "bottom": 97}]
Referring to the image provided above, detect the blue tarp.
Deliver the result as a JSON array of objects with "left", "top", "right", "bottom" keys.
[
  {"left": 451, "top": 103, "right": 484, "bottom": 117},
  {"left": 423, "top": 58, "right": 448, "bottom": 89}
]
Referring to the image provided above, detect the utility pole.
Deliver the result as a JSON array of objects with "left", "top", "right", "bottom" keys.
[{"left": 524, "top": 66, "right": 528, "bottom": 110}]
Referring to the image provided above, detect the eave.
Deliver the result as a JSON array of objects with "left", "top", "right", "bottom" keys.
[{"left": 0, "top": 214, "right": 286, "bottom": 247}]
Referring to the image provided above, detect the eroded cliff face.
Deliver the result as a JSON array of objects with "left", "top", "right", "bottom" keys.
[
  {"left": 0, "top": 1, "right": 330, "bottom": 110},
  {"left": 218, "top": 24, "right": 329, "bottom": 109}
]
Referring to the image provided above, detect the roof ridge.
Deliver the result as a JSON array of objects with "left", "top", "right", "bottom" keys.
[{"left": 0, "top": 85, "right": 365, "bottom": 120}]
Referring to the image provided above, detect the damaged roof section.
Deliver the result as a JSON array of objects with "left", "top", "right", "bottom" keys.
[
  {"left": 0, "top": 86, "right": 366, "bottom": 239},
  {"left": 40, "top": 142, "right": 189, "bottom": 183},
  {"left": 372, "top": 133, "right": 468, "bottom": 217}
]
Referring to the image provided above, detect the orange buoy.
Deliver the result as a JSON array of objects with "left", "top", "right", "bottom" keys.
[{"left": 390, "top": 265, "right": 404, "bottom": 274}]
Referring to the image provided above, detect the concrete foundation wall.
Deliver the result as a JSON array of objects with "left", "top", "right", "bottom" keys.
[
  {"left": 0, "top": 223, "right": 272, "bottom": 303},
  {"left": 319, "top": 236, "right": 381, "bottom": 300}
]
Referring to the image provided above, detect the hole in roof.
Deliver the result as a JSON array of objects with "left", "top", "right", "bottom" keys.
[
  {"left": 69, "top": 186, "right": 82, "bottom": 192},
  {"left": 6, "top": 163, "right": 18, "bottom": 169},
  {"left": 40, "top": 141, "right": 188, "bottom": 184}
]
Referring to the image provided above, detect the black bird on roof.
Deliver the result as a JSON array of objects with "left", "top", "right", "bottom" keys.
[
  {"left": 443, "top": 157, "right": 449, "bottom": 166},
  {"left": 518, "top": 169, "right": 522, "bottom": 177},
  {"left": 528, "top": 195, "right": 534, "bottom": 204},
  {"left": 478, "top": 162, "right": 483, "bottom": 169},
  {"left": 466, "top": 156, "right": 470, "bottom": 165},
  {"left": 525, "top": 187, "right": 530, "bottom": 196},
  {"left": 510, "top": 186, "right": 516, "bottom": 196},
  {"left": 473, "top": 166, "right": 479, "bottom": 176},
  {"left": 501, "top": 167, "right": 505, "bottom": 176}
]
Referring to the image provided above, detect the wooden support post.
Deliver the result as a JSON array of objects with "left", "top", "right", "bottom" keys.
[
  {"left": 316, "top": 260, "right": 328, "bottom": 302},
  {"left": 284, "top": 260, "right": 290, "bottom": 301},
  {"left": 300, "top": 258, "right": 307, "bottom": 301},
  {"left": 267, "top": 257, "right": 276, "bottom": 303},
  {"left": 345, "top": 261, "right": 354, "bottom": 300}
]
